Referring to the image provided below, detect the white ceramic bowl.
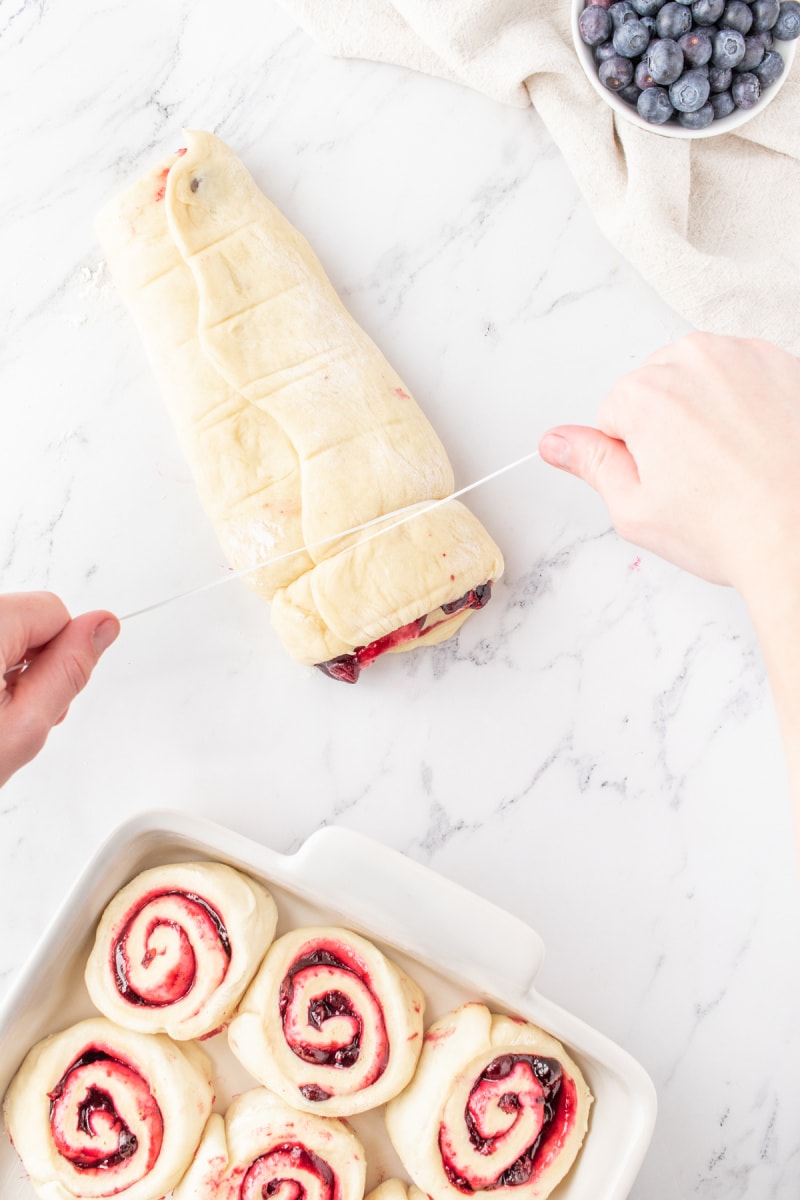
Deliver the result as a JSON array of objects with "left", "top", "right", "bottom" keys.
[
  {"left": 0, "top": 811, "right": 657, "bottom": 1200},
  {"left": 571, "top": 0, "right": 796, "bottom": 137}
]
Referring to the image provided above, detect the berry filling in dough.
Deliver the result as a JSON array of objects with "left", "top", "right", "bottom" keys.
[
  {"left": 317, "top": 583, "right": 493, "bottom": 682},
  {"left": 385, "top": 1003, "right": 593, "bottom": 1200},
  {"left": 96, "top": 130, "right": 504, "bottom": 681},
  {"left": 85, "top": 861, "right": 277, "bottom": 1040},
  {"left": 2, "top": 1016, "right": 213, "bottom": 1200},
  {"left": 172, "top": 1086, "right": 366, "bottom": 1200},
  {"left": 228, "top": 926, "right": 424, "bottom": 1117}
]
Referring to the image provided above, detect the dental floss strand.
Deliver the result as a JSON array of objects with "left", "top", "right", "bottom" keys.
[
  {"left": 2, "top": 449, "right": 542, "bottom": 677},
  {"left": 118, "top": 449, "right": 542, "bottom": 623}
]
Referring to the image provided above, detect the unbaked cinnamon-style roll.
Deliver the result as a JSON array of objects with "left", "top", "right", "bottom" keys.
[
  {"left": 173, "top": 1087, "right": 367, "bottom": 1200},
  {"left": 366, "top": 1179, "right": 429, "bottom": 1200},
  {"left": 2, "top": 1017, "right": 213, "bottom": 1200},
  {"left": 96, "top": 130, "right": 503, "bottom": 682},
  {"left": 85, "top": 861, "right": 277, "bottom": 1040},
  {"left": 227, "top": 926, "right": 424, "bottom": 1116},
  {"left": 385, "top": 1004, "right": 592, "bottom": 1200}
]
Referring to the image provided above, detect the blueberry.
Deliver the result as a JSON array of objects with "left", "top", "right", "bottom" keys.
[
  {"left": 678, "top": 100, "right": 715, "bottom": 124},
  {"left": 710, "top": 87, "right": 737, "bottom": 114},
  {"left": 641, "top": 14, "right": 659, "bottom": 34},
  {"left": 580, "top": 5, "right": 614, "bottom": 45},
  {"left": 692, "top": 0, "right": 724, "bottom": 22},
  {"left": 638, "top": 83, "right": 676, "bottom": 119},
  {"left": 647, "top": 35, "right": 686, "bottom": 79},
  {"left": 669, "top": 66, "right": 712, "bottom": 107},
  {"left": 751, "top": 0, "right": 780, "bottom": 29},
  {"left": 708, "top": 63, "right": 733, "bottom": 87},
  {"left": 754, "top": 47, "right": 785, "bottom": 81},
  {"left": 712, "top": 27, "right": 746, "bottom": 64},
  {"left": 614, "top": 16, "right": 652, "bottom": 52},
  {"left": 773, "top": 0, "right": 800, "bottom": 37},
  {"left": 679, "top": 28, "right": 714, "bottom": 60},
  {"left": 752, "top": 29, "right": 774, "bottom": 48},
  {"left": 595, "top": 39, "right": 621, "bottom": 60},
  {"left": 731, "top": 70, "right": 762, "bottom": 104},
  {"left": 735, "top": 35, "right": 766, "bottom": 67},
  {"left": 656, "top": 1, "right": 694, "bottom": 35},
  {"left": 635, "top": 57, "right": 658, "bottom": 84},
  {"left": 610, "top": 1, "right": 638, "bottom": 24},
  {"left": 631, "top": 0, "right": 665, "bottom": 13},
  {"left": 619, "top": 82, "right": 644, "bottom": 102},
  {"left": 720, "top": 0, "right": 753, "bottom": 34},
  {"left": 599, "top": 53, "right": 636, "bottom": 87}
]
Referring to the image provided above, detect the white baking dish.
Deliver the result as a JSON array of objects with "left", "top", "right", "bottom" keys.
[{"left": 0, "top": 811, "right": 656, "bottom": 1198}]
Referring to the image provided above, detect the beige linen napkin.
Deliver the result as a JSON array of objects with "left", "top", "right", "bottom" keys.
[{"left": 282, "top": 0, "right": 800, "bottom": 353}]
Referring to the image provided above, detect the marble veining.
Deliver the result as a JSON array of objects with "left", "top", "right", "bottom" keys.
[{"left": 1, "top": 2, "right": 799, "bottom": 1198}]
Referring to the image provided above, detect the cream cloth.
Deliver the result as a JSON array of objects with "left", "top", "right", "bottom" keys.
[{"left": 282, "top": 0, "right": 800, "bottom": 353}]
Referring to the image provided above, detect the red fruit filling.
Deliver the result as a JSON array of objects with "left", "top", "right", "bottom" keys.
[
  {"left": 112, "top": 889, "right": 230, "bottom": 1007},
  {"left": 153, "top": 148, "right": 187, "bottom": 201},
  {"left": 316, "top": 582, "right": 493, "bottom": 683},
  {"left": 278, "top": 943, "right": 389, "bottom": 1096},
  {"left": 48, "top": 1048, "right": 163, "bottom": 1173},
  {"left": 242, "top": 1143, "right": 335, "bottom": 1200},
  {"left": 439, "top": 1053, "right": 578, "bottom": 1192}
]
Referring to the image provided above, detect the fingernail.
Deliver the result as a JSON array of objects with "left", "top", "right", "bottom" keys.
[
  {"left": 93, "top": 618, "right": 120, "bottom": 654},
  {"left": 539, "top": 434, "right": 572, "bottom": 469}
]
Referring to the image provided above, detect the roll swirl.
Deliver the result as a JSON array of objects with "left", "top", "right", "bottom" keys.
[
  {"left": 85, "top": 861, "right": 277, "bottom": 1040},
  {"left": 385, "top": 1004, "right": 592, "bottom": 1200},
  {"left": 2, "top": 1016, "right": 213, "bottom": 1200},
  {"left": 228, "top": 926, "right": 424, "bottom": 1116},
  {"left": 173, "top": 1086, "right": 366, "bottom": 1200}
]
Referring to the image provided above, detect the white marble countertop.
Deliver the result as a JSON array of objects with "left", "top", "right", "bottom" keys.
[{"left": 1, "top": 2, "right": 799, "bottom": 1197}]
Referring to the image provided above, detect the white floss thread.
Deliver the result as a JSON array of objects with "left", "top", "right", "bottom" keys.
[{"left": 118, "top": 449, "right": 542, "bottom": 623}]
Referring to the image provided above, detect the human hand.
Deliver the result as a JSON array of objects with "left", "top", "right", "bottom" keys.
[
  {"left": 538, "top": 333, "right": 800, "bottom": 609},
  {"left": 0, "top": 593, "right": 119, "bottom": 787}
]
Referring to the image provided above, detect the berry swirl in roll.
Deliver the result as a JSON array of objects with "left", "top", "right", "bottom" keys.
[
  {"left": 385, "top": 1004, "right": 592, "bottom": 1200},
  {"left": 228, "top": 927, "right": 424, "bottom": 1117},
  {"left": 2, "top": 1017, "right": 213, "bottom": 1200},
  {"left": 85, "top": 862, "right": 277, "bottom": 1040},
  {"left": 172, "top": 1087, "right": 366, "bottom": 1200}
]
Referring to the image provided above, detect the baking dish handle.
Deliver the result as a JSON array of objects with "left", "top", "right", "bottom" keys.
[{"left": 288, "top": 826, "right": 545, "bottom": 998}]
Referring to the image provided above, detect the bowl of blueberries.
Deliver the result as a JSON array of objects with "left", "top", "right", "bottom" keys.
[{"left": 572, "top": 0, "right": 798, "bottom": 134}]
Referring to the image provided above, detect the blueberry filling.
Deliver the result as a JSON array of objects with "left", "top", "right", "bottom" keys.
[
  {"left": 279, "top": 944, "right": 389, "bottom": 1088},
  {"left": 113, "top": 891, "right": 230, "bottom": 1006},
  {"left": 299, "top": 1084, "right": 333, "bottom": 1102},
  {"left": 316, "top": 581, "right": 494, "bottom": 684},
  {"left": 439, "top": 1054, "right": 566, "bottom": 1193},
  {"left": 246, "top": 1144, "right": 335, "bottom": 1195},
  {"left": 48, "top": 1051, "right": 140, "bottom": 1171},
  {"left": 279, "top": 948, "right": 364, "bottom": 1070}
]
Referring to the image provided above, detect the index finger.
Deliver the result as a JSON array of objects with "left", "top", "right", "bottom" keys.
[{"left": 0, "top": 592, "right": 71, "bottom": 674}]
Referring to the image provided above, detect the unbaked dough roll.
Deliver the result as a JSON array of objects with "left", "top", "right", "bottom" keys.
[
  {"left": 366, "top": 1179, "right": 429, "bottom": 1200},
  {"left": 385, "top": 1004, "right": 592, "bottom": 1200},
  {"left": 96, "top": 130, "right": 503, "bottom": 681},
  {"left": 2, "top": 1017, "right": 213, "bottom": 1200},
  {"left": 228, "top": 927, "right": 425, "bottom": 1116},
  {"left": 84, "top": 861, "right": 277, "bottom": 1040},
  {"left": 173, "top": 1086, "right": 367, "bottom": 1200}
]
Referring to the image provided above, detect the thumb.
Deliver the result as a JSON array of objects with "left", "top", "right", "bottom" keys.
[
  {"left": 1, "top": 611, "right": 119, "bottom": 785},
  {"left": 12, "top": 610, "right": 119, "bottom": 734},
  {"left": 538, "top": 425, "right": 639, "bottom": 501}
]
